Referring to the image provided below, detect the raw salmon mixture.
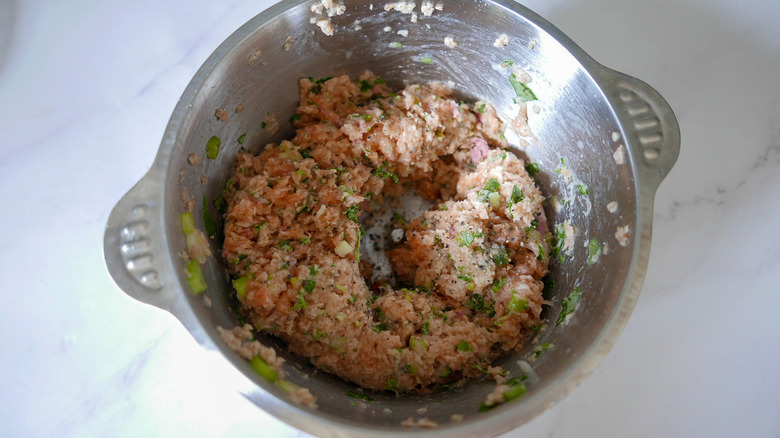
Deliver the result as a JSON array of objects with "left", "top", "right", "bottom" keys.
[{"left": 222, "top": 71, "right": 549, "bottom": 392}]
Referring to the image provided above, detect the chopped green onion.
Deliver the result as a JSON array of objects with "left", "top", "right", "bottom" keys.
[
  {"left": 237, "top": 133, "right": 246, "bottom": 144},
  {"left": 206, "top": 136, "right": 221, "bottom": 159},
  {"left": 185, "top": 259, "right": 206, "bottom": 294},
  {"left": 181, "top": 212, "right": 196, "bottom": 234},
  {"left": 420, "top": 56, "right": 433, "bottom": 64},
  {"left": 487, "top": 191, "right": 501, "bottom": 207},
  {"left": 278, "top": 239, "right": 293, "bottom": 251},
  {"left": 421, "top": 321, "right": 430, "bottom": 335},
  {"left": 232, "top": 276, "right": 249, "bottom": 300},
  {"left": 525, "top": 162, "right": 540, "bottom": 176},
  {"left": 577, "top": 184, "right": 590, "bottom": 195},
  {"left": 389, "top": 42, "right": 402, "bottom": 48},
  {"left": 503, "top": 383, "right": 527, "bottom": 401},
  {"left": 508, "top": 293, "right": 529, "bottom": 313},
  {"left": 500, "top": 60, "right": 515, "bottom": 68},
  {"left": 409, "top": 336, "right": 428, "bottom": 351},
  {"left": 335, "top": 240, "right": 353, "bottom": 257},
  {"left": 276, "top": 379, "right": 299, "bottom": 393},
  {"left": 476, "top": 103, "right": 487, "bottom": 113},
  {"left": 250, "top": 356, "right": 278, "bottom": 382}
]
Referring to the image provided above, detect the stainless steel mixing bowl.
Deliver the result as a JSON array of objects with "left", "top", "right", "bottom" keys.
[{"left": 104, "top": 1, "right": 679, "bottom": 436}]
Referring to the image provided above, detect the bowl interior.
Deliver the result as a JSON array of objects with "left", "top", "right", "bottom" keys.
[{"left": 166, "top": 0, "right": 636, "bottom": 434}]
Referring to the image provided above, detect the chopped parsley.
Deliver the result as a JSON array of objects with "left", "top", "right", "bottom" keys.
[
  {"left": 490, "top": 245, "right": 510, "bottom": 267},
  {"left": 550, "top": 223, "right": 567, "bottom": 262},
  {"left": 358, "top": 80, "right": 373, "bottom": 92},
  {"left": 456, "top": 340, "right": 473, "bottom": 352},
  {"left": 556, "top": 287, "right": 582, "bottom": 326},
  {"left": 278, "top": 239, "right": 293, "bottom": 251},
  {"left": 346, "top": 390, "right": 376, "bottom": 402},
  {"left": 291, "top": 292, "right": 307, "bottom": 310},
  {"left": 373, "top": 162, "right": 399, "bottom": 183},
  {"left": 421, "top": 321, "right": 430, "bottom": 335},
  {"left": 301, "top": 279, "right": 316, "bottom": 294},
  {"left": 309, "top": 265, "right": 319, "bottom": 276},
  {"left": 289, "top": 114, "right": 301, "bottom": 124},
  {"left": 587, "top": 239, "right": 601, "bottom": 265},
  {"left": 510, "top": 185, "right": 524, "bottom": 204},
  {"left": 525, "top": 162, "right": 540, "bottom": 176},
  {"left": 345, "top": 204, "right": 360, "bottom": 223},
  {"left": 509, "top": 73, "right": 538, "bottom": 102}
]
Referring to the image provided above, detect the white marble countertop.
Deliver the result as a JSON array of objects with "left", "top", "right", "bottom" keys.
[{"left": 1, "top": 0, "right": 778, "bottom": 436}]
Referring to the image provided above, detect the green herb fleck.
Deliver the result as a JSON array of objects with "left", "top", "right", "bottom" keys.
[
  {"left": 577, "top": 183, "right": 590, "bottom": 195},
  {"left": 551, "top": 223, "right": 567, "bottom": 262},
  {"left": 556, "top": 287, "right": 582, "bottom": 326},
  {"left": 387, "top": 378, "right": 401, "bottom": 391},
  {"left": 525, "top": 162, "right": 540, "bottom": 176},
  {"left": 510, "top": 185, "right": 524, "bottom": 204},
  {"left": 373, "top": 162, "right": 399, "bottom": 183},
  {"left": 289, "top": 114, "right": 301, "bottom": 124},
  {"left": 491, "top": 277, "right": 507, "bottom": 293},
  {"left": 292, "top": 292, "right": 307, "bottom": 310},
  {"left": 346, "top": 390, "right": 376, "bottom": 402},
  {"left": 206, "top": 136, "right": 221, "bottom": 159},
  {"left": 278, "top": 239, "right": 293, "bottom": 251},
  {"left": 421, "top": 321, "right": 430, "bottom": 335},
  {"left": 389, "top": 42, "right": 402, "bottom": 48},
  {"left": 533, "top": 342, "right": 551, "bottom": 357},
  {"left": 490, "top": 245, "right": 510, "bottom": 267},
  {"left": 301, "top": 279, "right": 316, "bottom": 294},
  {"left": 345, "top": 204, "right": 360, "bottom": 223},
  {"left": 457, "top": 230, "right": 475, "bottom": 247},
  {"left": 587, "top": 239, "right": 601, "bottom": 265},
  {"left": 456, "top": 340, "right": 472, "bottom": 352},
  {"left": 500, "top": 60, "right": 515, "bottom": 68},
  {"left": 476, "top": 103, "right": 487, "bottom": 113},
  {"left": 477, "top": 178, "right": 501, "bottom": 202},
  {"left": 261, "top": 121, "right": 267, "bottom": 129},
  {"left": 509, "top": 73, "right": 538, "bottom": 102},
  {"left": 309, "top": 265, "right": 319, "bottom": 276},
  {"left": 420, "top": 56, "right": 433, "bottom": 64},
  {"left": 237, "top": 133, "right": 247, "bottom": 144}
]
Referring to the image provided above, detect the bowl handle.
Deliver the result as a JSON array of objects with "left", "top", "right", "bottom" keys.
[
  {"left": 602, "top": 69, "right": 681, "bottom": 190},
  {"left": 103, "top": 166, "right": 178, "bottom": 311}
]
